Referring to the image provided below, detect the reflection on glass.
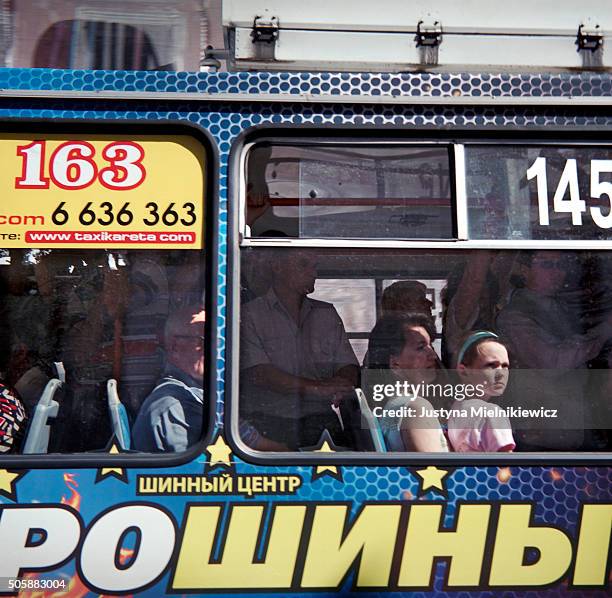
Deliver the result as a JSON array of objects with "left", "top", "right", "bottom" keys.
[
  {"left": 1, "top": 0, "right": 224, "bottom": 71},
  {"left": 239, "top": 247, "right": 612, "bottom": 454},
  {"left": 246, "top": 143, "right": 454, "bottom": 239},
  {"left": 466, "top": 144, "right": 612, "bottom": 240},
  {"left": 0, "top": 248, "right": 206, "bottom": 454}
]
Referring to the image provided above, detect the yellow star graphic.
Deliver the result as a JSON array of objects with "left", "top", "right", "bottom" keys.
[
  {"left": 0, "top": 469, "right": 23, "bottom": 500},
  {"left": 415, "top": 466, "right": 449, "bottom": 493},
  {"left": 313, "top": 440, "right": 340, "bottom": 479},
  {"left": 96, "top": 444, "right": 128, "bottom": 483},
  {"left": 206, "top": 435, "right": 232, "bottom": 468}
]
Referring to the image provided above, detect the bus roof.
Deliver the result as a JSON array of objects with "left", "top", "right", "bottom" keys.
[{"left": 223, "top": 0, "right": 612, "bottom": 71}]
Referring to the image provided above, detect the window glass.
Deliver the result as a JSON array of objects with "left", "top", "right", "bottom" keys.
[
  {"left": 0, "top": 130, "right": 208, "bottom": 456},
  {"left": 1, "top": 0, "right": 224, "bottom": 71},
  {"left": 310, "top": 278, "right": 375, "bottom": 365},
  {"left": 238, "top": 247, "right": 612, "bottom": 454},
  {"left": 1, "top": 249, "right": 205, "bottom": 454},
  {"left": 465, "top": 144, "right": 612, "bottom": 240},
  {"left": 245, "top": 143, "right": 454, "bottom": 239}
]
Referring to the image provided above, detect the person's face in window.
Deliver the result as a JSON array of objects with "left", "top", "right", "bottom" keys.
[
  {"left": 167, "top": 309, "right": 205, "bottom": 380},
  {"left": 525, "top": 251, "right": 567, "bottom": 295},
  {"left": 390, "top": 325, "right": 437, "bottom": 383},
  {"left": 175, "top": 333, "right": 205, "bottom": 378},
  {"left": 276, "top": 253, "right": 317, "bottom": 296},
  {"left": 459, "top": 340, "right": 510, "bottom": 399}
]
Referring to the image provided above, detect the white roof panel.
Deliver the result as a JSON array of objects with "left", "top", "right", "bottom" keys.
[
  {"left": 224, "top": 0, "right": 612, "bottom": 71},
  {"left": 223, "top": 0, "right": 612, "bottom": 35}
]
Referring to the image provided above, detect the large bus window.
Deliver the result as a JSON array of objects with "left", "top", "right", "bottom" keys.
[
  {"left": 0, "top": 131, "right": 208, "bottom": 456},
  {"left": 245, "top": 142, "right": 454, "bottom": 239},
  {"left": 1, "top": 249, "right": 206, "bottom": 453},
  {"left": 238, "top": 247, "right": 612, "bottom": 455},
  {"left": 465, "top": 143, "right": 612, "bottom": 240}
]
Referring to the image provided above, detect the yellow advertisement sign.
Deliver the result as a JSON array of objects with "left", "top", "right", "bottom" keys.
[{"left": 0, "top": 133, "right": 205, "bottom": 249}]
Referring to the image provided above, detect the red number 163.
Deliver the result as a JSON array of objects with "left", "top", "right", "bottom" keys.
[{"left": 15, "top": 140, "right": 146, "bottom": 190}]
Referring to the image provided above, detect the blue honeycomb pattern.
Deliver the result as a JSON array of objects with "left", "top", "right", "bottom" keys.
[
  {"left": 1, "top": 68, "right": 612, "bottom": 98},
  {"left": 0, "top": 68, "right": 611, "bottom": 597}
]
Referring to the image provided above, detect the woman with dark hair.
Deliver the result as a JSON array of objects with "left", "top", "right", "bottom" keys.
[{"left": 366, "top": 313, "right": 448, "bottom": 452}]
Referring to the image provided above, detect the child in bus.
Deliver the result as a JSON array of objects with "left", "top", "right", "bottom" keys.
[{"left": 448, "top": 331, "right": 515, "bottom": 452}]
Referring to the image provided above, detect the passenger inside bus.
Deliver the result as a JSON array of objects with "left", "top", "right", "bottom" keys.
[
  {"left": 448, "top": 331, "right": 515, "bottom": 453},
  {"left": 362, "top": 280, "right": 436, "bottom": 369},
  {"left": 239, "top": 248, "right": 612, "bottom": 453},
  {"left": 442, "top": 251, "right": 515, "bottom": 367},
  {"left": 240, "top": 251, "right": 360, "bottom": 450},
  {"left": 365, "top": 313, "right": 448, "bottom": 452},
  {"left": 381, "top": 280, "right": 435, "bottom": 324},
  {"left": 0, "top": 248, "right": 209, "bottom": 453},
  {"left": 2, "top": 244, "right": 612, "bottom": 454},
  {"left": 0, "top": 381, "right": 28, "bottom": 454},
  {"left": 132, "top": 305, "right": 206, "bottom": 453},
  {"left": 2, "top": 250, "right": 58, "bottom": 415},
  {"left": 496, "top": 250, "right": 612, "bottom": 451}
]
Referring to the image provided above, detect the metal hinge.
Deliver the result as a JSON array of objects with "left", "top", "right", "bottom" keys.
[
  {"left": 415, "top": 20, "right": 442, "bottom": 47},
  {"left": 251, "top": 15, "right": 279, "bottom": 44},
  {"left": 577, "top": 23, "right": 603, "bottom": 51}
]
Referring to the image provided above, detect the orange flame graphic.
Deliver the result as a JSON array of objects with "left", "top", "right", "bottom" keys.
[
  {"left": 497, "top": 467, "right": 512, "bottom": 483},
  {"left": 118, "top": 548, "right": 135, "bottom": 567},
  {"left": 52, "top": 575, "right": 88, "bottom": 598},
  {"left": 549, "top": 468, "right": 563, "bottom": 482},
  {"left": 60, "top": 473, "right": 81, "bottom": 511},
  {"left": 18, "top": 476, "right": 137, "bottom": 598}
]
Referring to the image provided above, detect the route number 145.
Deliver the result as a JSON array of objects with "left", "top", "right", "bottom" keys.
[{"left": 527, "top": 157, "right": 612, "bottom": 229}]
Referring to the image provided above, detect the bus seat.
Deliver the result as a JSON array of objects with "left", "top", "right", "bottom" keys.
[
  {"left": 354, "top": 388, "right": 387, "bottom": 452},
  {"left": 22, "top": 378, "right": 62, "bottom": 454},
  {"left": 107, "top": 379, "right": 131, "bottom": 450}
]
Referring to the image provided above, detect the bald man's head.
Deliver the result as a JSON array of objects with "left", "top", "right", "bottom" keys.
[{"left": 164, "top": 306, "right": 205, "bottom": 381}]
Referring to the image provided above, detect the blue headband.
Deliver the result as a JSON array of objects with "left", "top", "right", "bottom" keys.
[{"left": 456, "top": 331, "right": 500, "bottom": 367}]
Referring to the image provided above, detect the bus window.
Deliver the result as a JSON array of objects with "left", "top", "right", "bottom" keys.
[
  {"left": 0, "top": 131, "right": 209, "bottom": 456},
  {"left": 238, "top": 247, "right": 612, "bottom": 455},
  {"left": 1, "top": 249, "right": 206, "bottom": 453},
  {"left": 245, "top": 142, "right": 454, "bottom": 239},
  {"left": 465, "top": 143, "right": 612, "bottom": 240}
]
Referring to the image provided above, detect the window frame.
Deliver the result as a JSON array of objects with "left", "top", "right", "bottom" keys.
[
  {"left": 228, "top": 125, "right": 612, "bottom": 465},
  {"left": 0, "top": 118, "right": 218, "bottom": 468},
  {"left": 239, "top": 137, "right": 459, "bottom": 242}
]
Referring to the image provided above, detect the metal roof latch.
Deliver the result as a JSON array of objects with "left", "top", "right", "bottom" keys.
[
  {"left": 415, "top": 20, "right": 442, "bottom": 48},
  {"left": 577, "top": 23, "right": 603, "bottom": 68},
  {"left": 576, "top": 23, "right": 603, "bottom": 51},
  {"left": 415, "top": 20, "right": 442, "bottom": 66},
  {"left": 251, "top": 15, "right": 279, "bottom": 44}
]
